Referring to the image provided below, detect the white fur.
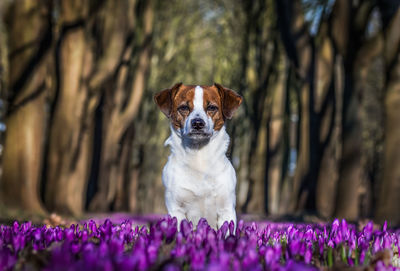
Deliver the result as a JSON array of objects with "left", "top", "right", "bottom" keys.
[
  {"left": 193, "top": 86, "right": 203, "bottom": 110},
  {"left": 183, "top": 86, "right": 214, "bottom": 136},
  {"left": 162, "top": 87, "right": 237, "bottom": 229}
]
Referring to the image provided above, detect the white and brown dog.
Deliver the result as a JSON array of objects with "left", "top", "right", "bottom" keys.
[{"left": 154, "top": 83, "right": 242, "bottom": 229}]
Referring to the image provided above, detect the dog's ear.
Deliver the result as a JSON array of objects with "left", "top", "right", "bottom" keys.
[
  {"left": 214, "top": 83, "right": 242, "bottom": 119},
  {"left": 154, "top": 83, "right": 182, "bottom": 117}
]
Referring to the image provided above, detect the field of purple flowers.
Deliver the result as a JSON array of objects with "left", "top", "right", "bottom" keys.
[{"left": 1, "top": 216, "right": 400, "bottom": 270}]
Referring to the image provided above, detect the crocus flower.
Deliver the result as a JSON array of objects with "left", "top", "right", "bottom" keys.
[{"left": 1, "top": 217, "right": 399, "bottom": 270}]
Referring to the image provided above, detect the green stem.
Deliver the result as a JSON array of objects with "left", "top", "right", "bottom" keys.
[
  {"left": 328, "top": 247, "right": 333, "bottom": 267},
  {"left": 355, "top": 248, "right": 359, "bottom": 266},
  {"left": 341, "top": 245, "right": 348, "bottom": 264}
]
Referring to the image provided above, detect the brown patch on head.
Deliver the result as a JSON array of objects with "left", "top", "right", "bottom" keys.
[
  {"left": 202, "top": 86, "right": 225, "bottom": 130},
  {"left": 213, "top": 83, "right": 242, "bottom": 120},
  {"left": 154, "top": 83, "right": 196, "bottom": 129},
  {"left": 154, "top": 82, "right": 182, "bottom": 117},
  {"left": 155, "top": 83, "right": 242, "bottom": 131},
  {"left": 170, "top": 85, "right": 195, "bottom": 129}
]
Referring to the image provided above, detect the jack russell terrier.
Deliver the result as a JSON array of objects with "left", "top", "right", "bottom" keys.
[{"left": 154, "top": 83, "right": 242, "bottom": 229}]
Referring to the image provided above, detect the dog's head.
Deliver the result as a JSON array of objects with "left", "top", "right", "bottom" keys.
[{"left": 154, "top": 83, "right": 242, "bottom": 146}]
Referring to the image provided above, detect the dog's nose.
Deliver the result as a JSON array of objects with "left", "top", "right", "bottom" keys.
[{"left": 191, "top": 118, "right": 205, "bottom": 130}]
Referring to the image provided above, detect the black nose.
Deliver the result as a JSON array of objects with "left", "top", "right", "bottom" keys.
[{"left": 191, "top": 118, "right": 205, "bottom": 130}]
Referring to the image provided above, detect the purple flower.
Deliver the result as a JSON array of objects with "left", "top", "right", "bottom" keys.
[
  {"left": 242, "top": 248, "right": 259, "bottom": 270},
  {"left": 0, "top": 247, "right": 16, "bottom": 270},
  {"left": 190, "top": 249, "right": 205, "bottom": 270},
  {"left": 285, "top": 260, "right": 317, "bottom": 271},
  {"left": 364, "top": 221, "right": 374, "bottom": 241},
  {"left": 236, "top": 220, "right": 244, "bottom": 236},
  {"left": 332, "top": 219, "right": 340, "bottom": 233},
  {"left": 224, "top": 235, "right": 236, "bottom": 252},
  {"left": 229, "top": 221, "right": 235, "bottom": 236},
  {"left": 289, "top": 239, "right": 300, "bottom": 255},
  {"left": 164, "top": 263, "right": 181, "bottom": 271},
  {"left": 318, "top": 235, "right": 324, "bottom": 255},
  {"left": 1, "top": 216, "right": 399, "bottom": 270},
  {"left": 304, "top": 246, "right": 312, "bottom": 264},
  {"left": 304, "top": 228, "right": 315, "bottom": 242},
  {"left": 180, "top": 219, "right": 192, "bottom": 238}
]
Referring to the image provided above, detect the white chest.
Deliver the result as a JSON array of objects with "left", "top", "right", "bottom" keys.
[{"left": 162, "top": 126, "right": 237, "bottom": 228}]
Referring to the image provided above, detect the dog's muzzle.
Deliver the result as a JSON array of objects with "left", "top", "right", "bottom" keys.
[
  {"left": 191, "top": 118, "right": 205, "bottom": 130},
  {"left": 188, "top": 118, "right": 210, "bottom": 137}
]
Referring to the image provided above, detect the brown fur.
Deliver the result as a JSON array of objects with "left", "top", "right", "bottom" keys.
[
  {"left": 203, "top": 86, "right": 225, "bottom": 130},
  {"left": 154, "top": 83, "right": 242, "bottom": 131},
  {"left": 171, "top": 85, "right": 195, "bottom": 129}
]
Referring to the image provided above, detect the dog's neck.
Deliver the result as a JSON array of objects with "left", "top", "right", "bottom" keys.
[{"left": 165, "top": 125, "right": 230, "bottom": 173}]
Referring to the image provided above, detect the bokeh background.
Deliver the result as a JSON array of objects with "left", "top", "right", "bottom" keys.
[{"left": 0, "top": 0, "right": 399, "bottom": 225}]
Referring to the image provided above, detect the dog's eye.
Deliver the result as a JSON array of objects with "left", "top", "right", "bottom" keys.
[
  {"left": 207, "top": 105, "right": 218, "bottom": 112},
  {"left": 178, "top": 105, "right": 190, "bottom": 113}
]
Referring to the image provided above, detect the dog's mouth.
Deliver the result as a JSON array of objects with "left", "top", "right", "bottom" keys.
[
  {"left": 182, "top": 130, "right": 213, "bottom": 149},
  {"left": 187, "top": 131, "right": 212, "bottom": 139}
]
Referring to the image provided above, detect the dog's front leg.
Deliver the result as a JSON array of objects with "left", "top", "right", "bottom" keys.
[
  {"left": 165, "top": 194, "right": 187, "bottom": 227},
  {"left": 169, "top": 210, "right": 186, "bottom": 228},
  {"left": 217, "top": 206, "right": 237, "bottom": 230}
]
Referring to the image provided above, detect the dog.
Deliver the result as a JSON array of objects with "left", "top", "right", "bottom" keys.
[{"left": 154, "top": 83, "right": 242, "bottom": 229}]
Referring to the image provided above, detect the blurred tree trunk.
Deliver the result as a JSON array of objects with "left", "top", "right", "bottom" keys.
[
  {"left": 45, "top": 0, "right": 140, "bottom": 215},
  {"left": 276, "top": 0, "right": 318, "bottom": 214},
  {"left": 1, "top": 0, "right": 52, "bottom": 214},
  {"left": 312, "top": 17, "right": 344, "bottom": 218},
  {"left": 334, "top": 1, "right": 374, "bottom": 220},
  {"left": 275, "top": 0, "right": 338, "bottom": 215},
  {"left": 376, "top": 1, "right": 400, "bottom": 225},
  {"left": 234, "top": 0, "right": 252, "bottom": 212},
  {"left": 89, "top": 0, "right": 154, "bottom": 212},
  {"left": 276, "top": 0, "right": 375, "bottom": 218},
  {"left": 266, "top": 53, "right": 287, "bottom": 215},
  {"left": 112, "top": 126, "right": 135, "bottom": 211},
  {"left": 44, "top": 0, "right": 93, "bottom": 215},
  {"left": 0, "top": 2, "right": 7, "bottom": 99},
  {"left": 240, "top": 0, "right": 280, "bottom": 214}
]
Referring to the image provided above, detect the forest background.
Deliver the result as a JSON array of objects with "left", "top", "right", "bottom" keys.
[{"left": 0, "top": 0, "right": 399, "bottom": 226}]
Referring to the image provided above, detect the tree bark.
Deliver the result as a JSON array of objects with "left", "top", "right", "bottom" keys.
[
  {"left": 44, "top": 0, "right": 95, "bottom": 215},
  {"left": 275, "top": 0, "right": 324, "bottom": 214},
  {"left": 241, "top": 0, "right": 280, "bottom": 214},
  {"left": 1, "top": 0, "right": 52, "bottom": 214},
  {"left": 334, "top": 78, "right": 363, "bottom": 219},
  {"left": 89, "top": 0, "right": 154, "bottom": 211},
  {"left": 44, "top": 0, "right": 142, "bottom": 215},
  {"left": 266, "top": 55, "right": 287, "bottom": 215},
  {"left": 376, "top": 3, "right": 400, "bottom": 225},
  {"left": 315, "top": 54, "right": 342, "bottom": 218},
  {"left": 277, "top": 0, "right": 377, "bottom": 218},
  {"left": 334, "top": 0, "right": 375, "bottom": 220},
  {"left": 276, "top": 0, "right": 333, "bottom": 213}
]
